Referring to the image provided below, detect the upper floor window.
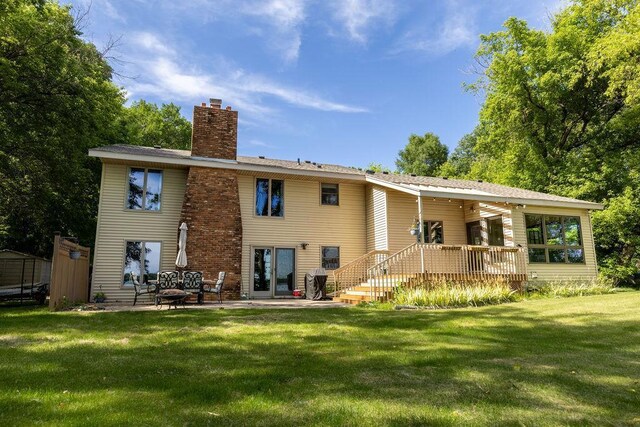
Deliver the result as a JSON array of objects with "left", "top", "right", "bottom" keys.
[
  {"left": 525, "top": 214, "right": 584, "bottom": 263},
  {"left": 321, "top": 183, "right": 339, "bottom": 206},
  {"left": 422, "top": 220, "right": 444, "bottom": 244},
  {"left": 487, "top": 216, "right": 505, "bottom": 246},
  {"left": 256, "top": 178, "right": 284, "bottom": 217},
  {"left": 127, "top": 168, "right": 163, "bottom": 211}
]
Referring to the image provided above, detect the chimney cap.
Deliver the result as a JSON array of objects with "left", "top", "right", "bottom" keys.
[{"left": 209, "top": 98, "right": 222, "bottom": 107}]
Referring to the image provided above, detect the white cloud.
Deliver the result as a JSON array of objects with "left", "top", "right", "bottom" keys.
[
  {"left": 123, "top": 32, "right": 367, "bottom": 122},
  {"left": 391, "top": 1, "right": 477, "bottom": 56},
  {"left": 130, "top": 32, "right": 175, "bottom": 55},
  {"left": 330, "top": 0, "right": 396, "bottom": 43}
]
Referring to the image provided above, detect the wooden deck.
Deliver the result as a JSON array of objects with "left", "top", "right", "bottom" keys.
[{"left": 333, "top": 244, "right": 527, "bottom": 305}]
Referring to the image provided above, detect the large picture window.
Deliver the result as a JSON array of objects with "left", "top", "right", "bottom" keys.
[
  {"left": 123, "top": 241, "right": 161, "bottom": 286},
  {"left": 127, "top": 168, "right": 163, "bottom": 211},
  {"left": 525, "top": 214, "right": 584, "bottom": 263},
  {"left": 422, "top": 220, "right": 444, "bottom": 244},
  {"left": 321, "top": 246, "right": 340, "bottom": 270},
  {"left": 255, "top": 178, "right": 284, "bottom": 217}
]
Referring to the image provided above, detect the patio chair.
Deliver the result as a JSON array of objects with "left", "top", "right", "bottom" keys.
[
  {"left": 132, "top": 273, "right": 157, "bottom": 306},
  {"left": 202, "top": 272, "right": 226, "bottom": 304},
  {"left": 182, "top": 271, "right": 204, "bottom": 303},
  {"left": 157, "top": 271, "right": 180, "bottom": 291}
]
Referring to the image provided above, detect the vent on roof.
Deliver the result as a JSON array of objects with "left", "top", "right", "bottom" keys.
[
  {"left": 382, "top": 171, "right": 389, "bottom": 175},
  {"left": 297, "top": 158, "right": 301, "bottom": 165},
  {"left": 442, "top": 176, "right": 448, "bottom": 180},
  {"left": 410, "top": 173, "right": 417, "bottom": 177},
  {"left": 312, "top": 162, "right": 316, "bottom": 165},
  {"left": 477, "top": 179, "right": 483, "bottom": 183},
  {"left": 305, "top": 160, "right": 311, "bottom": 164},
  {"left": 154, "top": 145, "right": 162, "bottom": 149},
  {"left": 258, "top": 156, "right": 265, "bottom": 159},
  {"left": 365, "top": 169, "right": 375, "bottom": 174},
  {"left": 317, "top": 164, "right": 322, "bottom": 168}
]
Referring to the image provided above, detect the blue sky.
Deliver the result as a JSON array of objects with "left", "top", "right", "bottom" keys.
[{"left": 68, "top": 0, "right": 565, "bottom": 169}]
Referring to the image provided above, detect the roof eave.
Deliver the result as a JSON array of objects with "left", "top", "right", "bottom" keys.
[
  {"left": 88, "top": 149, "right": 366, "bottom": 182},
  {"left": 366, "top": 176, "right": 604, "bottom": 210}
]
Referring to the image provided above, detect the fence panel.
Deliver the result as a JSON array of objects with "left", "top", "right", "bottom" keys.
[{"left": 49, "top": 235, "right": 90, "bottom": 310}]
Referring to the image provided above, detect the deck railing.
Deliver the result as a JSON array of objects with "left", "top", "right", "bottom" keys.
[
  {"left": 332, "top": 250, "right": 390, "bottom": 295},
  {"left": 365, "top": 244, "right": 528, "bottom": 301}
]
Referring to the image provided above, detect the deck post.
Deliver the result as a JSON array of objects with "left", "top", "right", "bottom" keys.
[{"left": 417, "top": 195, "right": 424, "bottom": 273}]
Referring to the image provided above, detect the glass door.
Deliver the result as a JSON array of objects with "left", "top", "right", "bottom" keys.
[
  {"left": 275, "top": 248, "right": 295, "bottom": 296},
  {"left": 252, "top": 247, "right": 272, "bottom": 298}
]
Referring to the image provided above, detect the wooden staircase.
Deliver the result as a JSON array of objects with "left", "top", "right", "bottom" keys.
[{"left": 332, "top": 243, "right": 528, "bottom": 305}]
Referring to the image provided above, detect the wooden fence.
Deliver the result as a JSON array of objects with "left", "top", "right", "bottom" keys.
[{"left": 49, "top": 235, "right": 90, "bottom": 310}]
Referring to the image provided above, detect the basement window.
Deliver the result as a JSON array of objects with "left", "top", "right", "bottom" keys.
[
  {"left": 126, "top": 168, "right": 163, "bottom": 211},
  {"left": 255, "top": 178, "right": 284, "bottom": 217}
]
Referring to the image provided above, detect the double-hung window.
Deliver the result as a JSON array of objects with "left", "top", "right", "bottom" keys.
[
  {"left": 321, "top": 183, "right": 339, "bottom": 205},
  {"left": 525, "top": 214, "right": 584, "bottom": 263},
  {"left": 255, "top": 178, "right": 284, "bottom": 217},
  {"left": 122, "top": 241, "right": 161, "bottom": 285},
  {"left": 127, "top": 168, "right": 163, "bottom": 211},
  {"left": 321, "top": 246, "right": 340, "bottom": 270}
]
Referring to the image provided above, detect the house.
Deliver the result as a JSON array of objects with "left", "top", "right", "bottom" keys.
[{"left": 88, "top": 99, "right": 603, "bottom": 303}]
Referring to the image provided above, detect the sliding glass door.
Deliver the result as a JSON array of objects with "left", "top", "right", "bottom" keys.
[{"left": 252, "top": 247, "right": 295, "bottom": 298}]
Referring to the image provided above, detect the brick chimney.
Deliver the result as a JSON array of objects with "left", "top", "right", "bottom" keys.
[
  {"left": 191, "top": 98, "right": 238, "bottom": 159},
  {"left": 181, "top": 99, "right": 242, "bottom": 300}
]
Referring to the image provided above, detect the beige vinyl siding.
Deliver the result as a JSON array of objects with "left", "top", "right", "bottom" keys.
[
  {"left": 239, "top": 175, "right": 366, "bottom": 295},
  {"left": 512, "top": 206, "right": 598, "bottom": 281},
  {"left": 463, "top": 201, "right": 515, "bottom": 246},
  {"left": 91, "top": 162, "right": 187, "bottom": 302},
  {"left": 367, "top": 186, "right": 388, "bottom": 251},
  {"left": 385, "top": 189, "right": 467, "bottom": 252}
]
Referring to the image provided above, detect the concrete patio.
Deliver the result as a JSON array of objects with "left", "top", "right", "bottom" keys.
[{"left": 97, "top": 299, "right": 351, "bottom": 311}]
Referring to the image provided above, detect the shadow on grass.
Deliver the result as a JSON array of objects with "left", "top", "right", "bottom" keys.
[{"left": 0, "top": 295, "right": 639, "bottom": 426}]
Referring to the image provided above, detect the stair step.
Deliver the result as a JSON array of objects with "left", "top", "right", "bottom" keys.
[{"left": 341, "top": 290, "right": 393, "bottom": 297}]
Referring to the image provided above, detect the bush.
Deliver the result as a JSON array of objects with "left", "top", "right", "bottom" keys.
[{"left": 392, "top": 278, "right": 519, "bottom": 309}]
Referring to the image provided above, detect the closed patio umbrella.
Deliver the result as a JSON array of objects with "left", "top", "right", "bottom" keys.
[{"left": 176, "top": 222, "right": 188, "bottom": 269}]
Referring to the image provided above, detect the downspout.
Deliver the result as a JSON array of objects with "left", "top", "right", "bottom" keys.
[{"left": 417, "top": 195, "right": 424, "bottom": 273}]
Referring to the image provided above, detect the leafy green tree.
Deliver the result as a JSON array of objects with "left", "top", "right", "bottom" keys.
[
  {"left": 464, "top": 0, "right": 640, "bottom": 281},
  {"left": 438, "top": 130, "right": 479, "bottom": 178},
  {"left": 121, "top": 100, "right": 192, "bottom": 150},
  {"left": 0, "top": 0, "right": 125, "bottom": 256},
  {"left": 396, "top": 133, "right": 448, "bottom": 176},
  {"left": 366, "top": 162, "right": 392, "bottom": 173}
]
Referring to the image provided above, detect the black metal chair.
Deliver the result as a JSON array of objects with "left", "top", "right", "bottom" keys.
[
  {"left": 157, "top": 271, "right": 179, "bottom": 291},
  {"left": 182, "top": 271, "right": 204, "bottom": 303},
  {"left": 202, "top": 272, "right": 226, "bottom": 303},
  {"left": 132, "top": 273, "right": 156, "bottom": 306}
]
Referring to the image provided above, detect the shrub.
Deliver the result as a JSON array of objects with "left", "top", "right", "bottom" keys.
[{"left": 392, "top": 278, "right": 519, "bottom": 309}]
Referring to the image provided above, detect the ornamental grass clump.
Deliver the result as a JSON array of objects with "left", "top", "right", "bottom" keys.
[
  {"left": 393, "top": 278, "right": 520, "bottom": 309},
  {"left": 526, "top": 278, "right": 617, "bottom": 298}
]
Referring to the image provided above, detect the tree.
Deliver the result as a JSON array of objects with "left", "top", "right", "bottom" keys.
[
  {"left": 121, "top": 100, "right": 192, "bottom": 150},
  {"left": 366, "top": 162, "right": 392, "bottom": 173},
  {"left": 463, "top": 0, "right": 640, "bottom": 281},
  {"left": 0, "top": 0, "right": 126, "bottom": 257},
  {"left": 437, "top": 129, "right": 479, "bottom": 178},
  {"left": 396, "top": 133, "right": 448, "bottom": 176}
]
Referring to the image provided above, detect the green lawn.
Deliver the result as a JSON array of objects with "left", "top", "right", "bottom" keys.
[{"left": 1, "top": 293, "right": 639, "bottom": 426}]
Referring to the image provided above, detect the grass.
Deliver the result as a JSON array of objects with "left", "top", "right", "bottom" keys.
[
  {"left": 1, "top": 293, "right": 639, "bottom": 426},
  {"left": 392, "top": 278, "right": 619, "bottom": 309}
]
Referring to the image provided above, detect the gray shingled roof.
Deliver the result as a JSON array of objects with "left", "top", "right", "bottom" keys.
[{"left": 90, "top": 144, "right": 601, "bottom": 207}]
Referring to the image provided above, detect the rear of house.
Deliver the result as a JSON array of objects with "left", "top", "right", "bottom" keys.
[{"left": 89, "top": 99, "right": 602, "bottom": 303}]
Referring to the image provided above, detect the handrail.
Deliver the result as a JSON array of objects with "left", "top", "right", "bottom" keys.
[
  {"left": 365, "top": 243, "right": 528, "bottom": 301},
  {"left": 333, "top": 249, "right": 390, "bottom": 295}
]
